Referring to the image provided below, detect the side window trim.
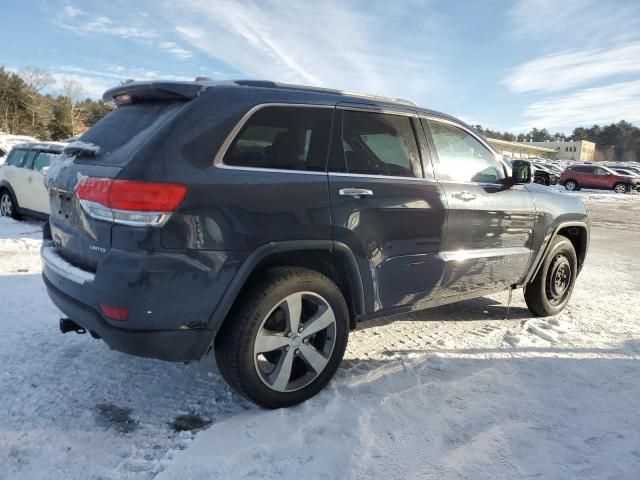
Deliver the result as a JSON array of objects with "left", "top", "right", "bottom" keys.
[
  {"left": 213, "top": 102, "right": 335, "bottom": 175},
  {"left": 421, "top": 116, "right": 505, "bottom": 186},
  {"left": 336, "top": 106, "right": 425, "bottom": 180}
]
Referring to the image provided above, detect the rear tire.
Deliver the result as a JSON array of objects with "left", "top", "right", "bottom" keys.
[
  {"left": 214, "top": 267, "right": 349, "bottom": 408},
  {"left": 525, "top": 235, "right": 577, "bottom": 317},
  {"left": 613, "top": 183, "right": 628, "bottom": 194},
  {"left": 0, "top": 190, "right": 21, "bottom": 220},
  {"left": 564, "top": 180, "right": 578, "bottom": 191}
]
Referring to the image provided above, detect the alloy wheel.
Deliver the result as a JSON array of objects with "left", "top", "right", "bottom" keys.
[
  {"left": 565, "top": 181, "right": 576, "bottom": 191},
  {"left": 614, "top": 184, "right": 627, "bottom": 194},
  {"left": 0, "top": 193, "right": 13, "bottom": 217},
  {"left": 253, "top": 291, "right": 337, "bottom": 393}
]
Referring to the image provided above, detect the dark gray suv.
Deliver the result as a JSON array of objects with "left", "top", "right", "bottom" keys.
[{"left": 42, "top": 80, "right": 589, "bottom": 408}]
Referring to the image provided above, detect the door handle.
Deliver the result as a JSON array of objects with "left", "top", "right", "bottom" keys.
[
  {"left": 27, "top": 177, "right": 33, "bottom": 183},
  {"left": 452, "top": 191, "right": 476, "bottom": 202},
  {"left": 339, "top": 188, "right": 374, "bottom": 199}
]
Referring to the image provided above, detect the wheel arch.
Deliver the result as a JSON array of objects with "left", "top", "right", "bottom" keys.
[
  {"left": 526, "top": 221, "right": 589, "bottom": 284},
  {"left": 207, "top": 240, "right": 366, "bottom": 336},
  {"left": 0, "top": 180, "right": 21, "bottom": 214},
  {"left": 0, "top": 180, "right": 19, "bottom": 206}
]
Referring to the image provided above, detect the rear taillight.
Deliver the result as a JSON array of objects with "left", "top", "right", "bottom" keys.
[{"left": 76, "top": 178, "right": 187, "bottom": 227}]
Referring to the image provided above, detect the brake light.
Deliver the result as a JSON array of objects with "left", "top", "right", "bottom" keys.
[{"left": 76, "top": 178, "right": 187, "bottom": 227}]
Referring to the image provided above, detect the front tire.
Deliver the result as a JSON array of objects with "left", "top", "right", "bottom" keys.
[
  {"left": 214, "top": 267, "right": 349, "bottom": 408},
  {"left": 525, "top": 235, "right": 577, "bottom": 316},
  {"left": 0, "top": 190, "right": 21, "bottom": 220}
]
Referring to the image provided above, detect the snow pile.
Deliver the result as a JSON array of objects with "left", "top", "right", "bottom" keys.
[{"left": 1, "top": 193, "right": 639, "bottom": 479}]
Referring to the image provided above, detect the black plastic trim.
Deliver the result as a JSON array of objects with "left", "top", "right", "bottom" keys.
[{"left": 525, "top": 221, "right": 589, "bottom": 284}]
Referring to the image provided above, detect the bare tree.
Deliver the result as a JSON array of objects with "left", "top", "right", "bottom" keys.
[
  {"left": 18, "top": 67, "right": 54, "bottom": 128},
  {"left": 62, "top": 79, "right": 86, "bottom": 136}
]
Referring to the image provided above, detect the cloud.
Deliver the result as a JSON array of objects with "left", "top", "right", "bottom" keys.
[
  {"left": 50, "top": 73, "right": 114, "bottom": 98},
  {"left": 521, "top": 80, "right": 640, "bottom": 129},
  {"left": 509, "top": 0, "right": 640, "bottom": 47},
  {"left": 54, "top": 8, "right": 193, "bottom": 59},
  {"left": 63, "top": 5, "right": 83, "bottom": 18},
  {"left": 158, "top": 42, "right": 192, "bottom": 60},
  {"left": 170, "top": 0, "right": 442, "bottom": 102},
  {"left": 503, "top": 42, "right": 640, "bottom": 93},
  {"left": 58, "top": 15, "right": 156, "bottom": 39}
]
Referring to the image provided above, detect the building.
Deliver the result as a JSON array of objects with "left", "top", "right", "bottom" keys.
[
  {"left": 486, "top": 138, "right": 556, "bottom": 159},
  {"left": 526, "top": 140, "right": 596, "bottom": 161}
]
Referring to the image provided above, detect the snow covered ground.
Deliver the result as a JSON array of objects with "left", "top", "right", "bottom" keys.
[{"left": 1, "top": 189, "right": 639, "bottom": 480}]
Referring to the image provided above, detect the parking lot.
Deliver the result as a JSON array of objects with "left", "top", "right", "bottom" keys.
[{"left": 1, "top": 189, "right": 639, "bottom": 480}]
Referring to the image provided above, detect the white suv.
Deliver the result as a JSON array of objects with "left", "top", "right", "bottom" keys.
[{"left": 0, "top": 143, "right": 63, "bottom": 220}]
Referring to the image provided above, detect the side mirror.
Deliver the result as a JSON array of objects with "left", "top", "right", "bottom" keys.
[
  {"left": 510, "top": 159, "right": 531, "bottom": 185},
  {"left": 41, "top": 166, "right": 49, "bottom": 174}
]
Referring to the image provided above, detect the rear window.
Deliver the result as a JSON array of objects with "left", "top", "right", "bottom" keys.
[
  {"left": 34, "top": 152, "right": 59, "bottom": 171},
  {"left": 79, "top": 101, "right": 186, "bottom": 162}
]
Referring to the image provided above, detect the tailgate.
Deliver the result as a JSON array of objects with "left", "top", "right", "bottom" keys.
[{"left": 46, "top": 160, "right": 121, "bottom": 271}]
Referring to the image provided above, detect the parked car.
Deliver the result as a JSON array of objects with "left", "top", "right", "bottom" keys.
[
  {"left": 620, "top": 165, "right": 640, "bottom": 176},
  {"left": 534, "top": 161, "right": 563, "bottom": 176},
  {"left": 0, "top": 142, "right": 63, "bottom": 219},
  {"left": 42, "top": 80, "right": 589, "bottom": 408},
  {"left": 531, "top": 163, "right": 559, "bottom": 186},
  {"left": 559, "top": 164, "right": 639, "bottom": 193}
]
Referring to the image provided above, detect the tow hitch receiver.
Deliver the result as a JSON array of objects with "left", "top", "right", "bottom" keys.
[{"left": 59, "top": 318, "right": 86, "bottom": 334}]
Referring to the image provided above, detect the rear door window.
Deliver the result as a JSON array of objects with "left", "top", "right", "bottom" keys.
[
  {"left": 339, "top": 110, "right": 421, "bottom": 177},
  {"left": 224, "top": 106, "right": 332, "bottom": 172}
]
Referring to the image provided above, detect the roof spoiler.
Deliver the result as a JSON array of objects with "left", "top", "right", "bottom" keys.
[{"left": 102, "top": 81, "right": 206, "bottom": 104}]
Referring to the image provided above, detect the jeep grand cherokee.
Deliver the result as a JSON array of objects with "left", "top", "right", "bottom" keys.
[{"left": 42, "top": 80, "right": 589, "bottom": 408}]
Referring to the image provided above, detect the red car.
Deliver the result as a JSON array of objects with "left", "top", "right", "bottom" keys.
[{"left": 559, "top": 164, "right": 638, "bottom": 193}]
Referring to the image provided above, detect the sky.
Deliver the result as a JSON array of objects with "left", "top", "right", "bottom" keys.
[{"left": 1, "top": 0, "right": 639, "bottom": 133}]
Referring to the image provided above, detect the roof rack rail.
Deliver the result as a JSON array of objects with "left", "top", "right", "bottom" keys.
[{"left": 232, "top": 80, "right": 416, "bottom": 107}]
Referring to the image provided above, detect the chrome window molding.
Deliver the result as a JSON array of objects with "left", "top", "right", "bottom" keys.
[
  {"left": 216, "top": 163, "right": 328, "bottom": 176},
  {"left": 328, "top": 171, "right": 436, "bottom": 183},
  {"left": 335, "top": 104, "right": 418, "bottom": 117}
]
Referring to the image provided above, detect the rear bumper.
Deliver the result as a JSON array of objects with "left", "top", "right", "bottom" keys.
[
  {"left": 44, "top": 275, "right": 211, "bottom": 361},
  {"left": 41, "top": 243, "right": 244, "bottom": 362}
]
